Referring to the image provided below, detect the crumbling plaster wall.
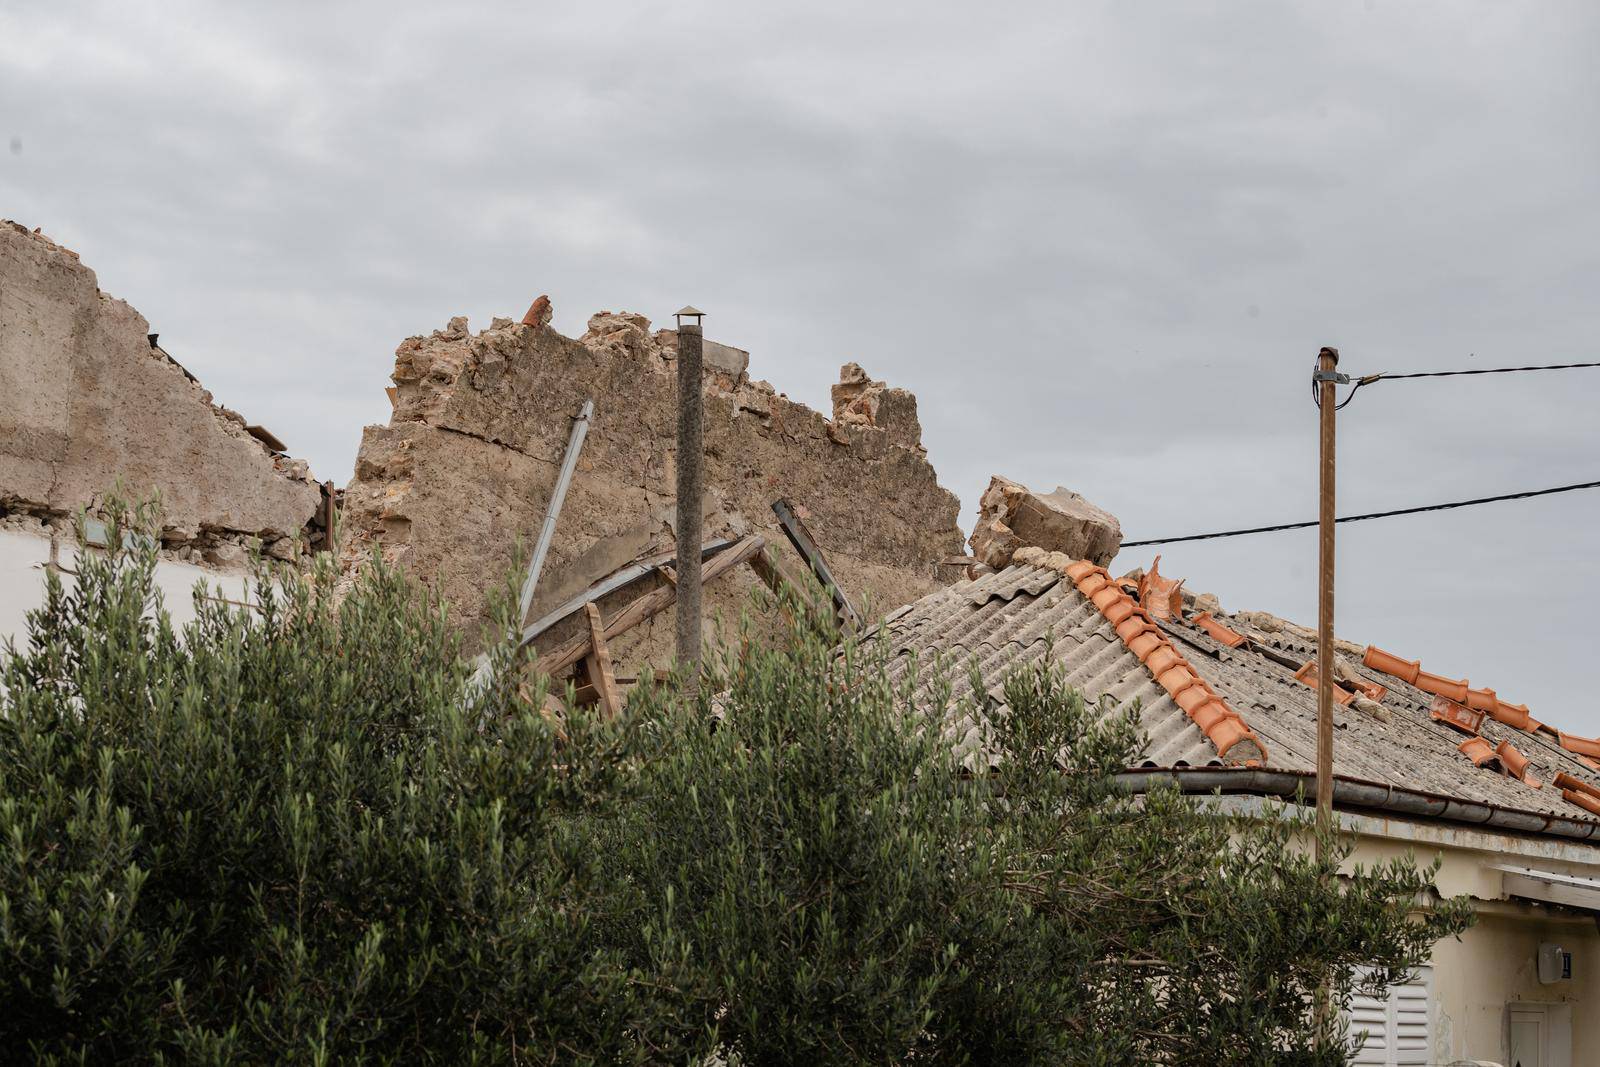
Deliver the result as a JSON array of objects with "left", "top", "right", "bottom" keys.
[
  {"left": 0, "top": 221, "right": 323, "bottom": 563},
  {"left": 338, "top": 309, "right": 964, "bottom": 675}
]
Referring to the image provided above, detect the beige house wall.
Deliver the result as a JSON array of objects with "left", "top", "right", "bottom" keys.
[{"left": 1341, "top": 808, "right": 1600, "bottom": 1065}]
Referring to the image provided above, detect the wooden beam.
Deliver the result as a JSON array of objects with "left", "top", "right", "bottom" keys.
[
  {"left": 748, "top": 547, "right": 833, "bottom": 633},
  {"left": 770, "top": 499, "right": 860, "bottom": 631},
  {"left": 583, "top": 603, "right": 622, "bottom": 719},
  {"left": 532, "top": 535, "right": 766, "bottom": 678}
]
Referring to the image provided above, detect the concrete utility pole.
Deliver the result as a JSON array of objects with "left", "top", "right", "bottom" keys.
[
  {"left": 674, "top": 306, "right": 706, "bottom": 690},
  {"left": 1314, "top": 346, "right": 1341, "bottom": 856}
]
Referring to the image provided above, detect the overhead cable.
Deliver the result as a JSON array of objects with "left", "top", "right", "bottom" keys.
[{"left": 1122, "top": 478, "right": 1600, "bottom": 548}]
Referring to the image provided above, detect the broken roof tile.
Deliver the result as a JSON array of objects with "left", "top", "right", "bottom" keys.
[
  {"left": 1457, "top": 736, "right": 1502, "bottom": 771},
  {"left": 1429, "top": 696, "right": 1486, "bottom": 736},
  {"left": 1293, "top": 660, "right": 1355, "bottom": 706},
  {"left": 1495, "top": 740, "right": 1541, "bottom": 788}
]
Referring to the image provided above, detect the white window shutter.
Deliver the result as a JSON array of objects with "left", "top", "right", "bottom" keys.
[{"left": 1346, "top": 967, "right": 1433, "bottom": 1067}]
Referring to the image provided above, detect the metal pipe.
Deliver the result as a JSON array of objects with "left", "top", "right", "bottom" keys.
[
  {"left": 674, "top": 309, "right": 705, "bottom": 687},
  {"left": 1112, "top": 767, "right": 1600, "bottom": 842},
  {"left": 516, "top": 399, "right": 593, "bottom": 627}
]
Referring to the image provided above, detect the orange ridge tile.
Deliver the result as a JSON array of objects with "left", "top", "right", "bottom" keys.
[
  {"left": 1457, "top": 736, "right": 1502, "bottom": 770},
  {"left": 1062, "top": 562, "right": 1267, "bottom": 764},
  {"left": 1364, "top": 646, "right": 1547, "bottom": 742},
  {"left": 1495, "top": 740, "right": 1541, "bottom": 788},
  {"left": 1562, "top": 788, "right": 1600, "bottom": 818},
  {"left": 1363, "top": 646, "right": 1420, "bottom": 684},
  {"left": 1554, "top": 772, "right": 1600, "bottom": 801},
  {"left": 1293, "top": 661, "right": 1355, "bottom": 706},
  {"left": 1191, "top": 611, "right": 1247, "bottom": 649},
  {"left": 1415, "top": 670, "right": 1470, "bottom": 704},
  {"left": 1558, "top": 733, "right": 1600, "bottom": 760},
  {"left": 1489, "top": 700, "right": 1533, "bottom": 731}
]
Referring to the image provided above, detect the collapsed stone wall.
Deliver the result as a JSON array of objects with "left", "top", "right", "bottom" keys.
[
  {"left": 0, "top": 221, "right": 325, "bottom": 565},
  {"left": 338, "top": 307, "right": 965, "bottom": 676}
]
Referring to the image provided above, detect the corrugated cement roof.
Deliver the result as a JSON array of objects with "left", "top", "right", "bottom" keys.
[{"left": 876, "top": 560, "right": 1600, "bottom": 827}]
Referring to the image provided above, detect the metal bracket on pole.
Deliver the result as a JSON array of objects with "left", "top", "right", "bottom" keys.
[{"left": 1311, "top": 370, "right": 1349, "bottom": 385}]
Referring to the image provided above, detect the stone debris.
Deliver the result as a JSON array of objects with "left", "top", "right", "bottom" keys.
[
  {"left": 339, "top": 308, "right": 964, "bottom": 672},
  {"left": 968, "top": 475, "right": 1122, "bottom": 570},
  {"left": 0, "top": 220, "right": 326, "bottom": 563},
  {"left": 521, "top": 294, "right": 552, "bottom": 328},
  {"left": 831, "top": 363, "right": 925, "bottom": 452}
]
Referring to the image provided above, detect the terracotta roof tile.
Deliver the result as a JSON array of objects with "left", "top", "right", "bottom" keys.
[
  {"left": 1562, "top": 789, "right": 1600, "bottom": 817},
  {"left": 1457, "top": 736, "right": 1503, "bottom": 770},
  {"left": 1020, "top": 548, "right": 1267, "bottom": 764},
  {"left": 1496, "top": 740, "right": 1541, "bottom": 788},
  {"left": 1559, "top": 732, "right": 1600, "bottom": 760},
  {"left": 1191, "top": 611, "right": 1247, "bottom": 648},
  {"left": 1429, "top": 696, "right": 1486, "bottom": 736},
  {"left": 1415, "top": 670, "right": 1470, "bottom": 703},
  {"left": 1293, "top": 660, "right": 1355, "bottom": 705},
  {"left": 1363, "top": 646, "right": 1420, "bottom": 685}
]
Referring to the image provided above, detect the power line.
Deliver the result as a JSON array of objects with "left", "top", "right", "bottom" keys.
[
  {"left": 1375, "top": 360, "right": 1600, "bottom": 381},
  {"left": 1122, "top": 478, "right": 1600, "bottom": 548},
  {"left": 1314, "top": 360, "right": 1600, "bottom": 412}
]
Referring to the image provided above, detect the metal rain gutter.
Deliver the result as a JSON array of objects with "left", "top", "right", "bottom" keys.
[{"left": 1113, "top": 766, "right": 1600, "bottom": 843}]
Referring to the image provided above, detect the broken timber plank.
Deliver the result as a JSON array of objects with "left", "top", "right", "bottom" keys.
[
  {"left": 747, "top": 547, "right": 834, "bottom": 632},
  {"left": 532, "top": 534, "right": 766, "bottom": 678},
  {"left": 770, "top": 499, "right": 860, "bottom": 631},
  {"left": 583, "top": 602, "right": 622, "bottom": 719},
  {"left": 517, "top": 537, "right": 735, "bottom": 651}
]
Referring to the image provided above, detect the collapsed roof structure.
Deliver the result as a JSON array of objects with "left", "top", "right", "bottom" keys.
[{"left": 336, "top": 302, "right": 966, "bottom": 680}]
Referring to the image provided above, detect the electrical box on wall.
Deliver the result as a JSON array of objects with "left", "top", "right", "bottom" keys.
[{"left": 1538, "top": 941, "right": 1573, "bottom": 984}]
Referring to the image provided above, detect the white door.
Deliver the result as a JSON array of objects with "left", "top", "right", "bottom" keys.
[
  {"left": 1509, "top": 1007, "right": 1544, "bottom": 1067},
  {"left": 1347, "top": 967, "right": 1432, "bottom": 1066},
  {"left": 1506, "top": 1002, "right": 1573, "bottom": 1067}
]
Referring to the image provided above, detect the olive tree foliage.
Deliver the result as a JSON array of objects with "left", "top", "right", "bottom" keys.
[
  {"left": 0, "top": 502, "right": 673, "bottom": 1066},
  {"left": 612, "top": 579, "right": 1475, "bottom": 1066},
  {"left": 0, "top": 501, "right": 1473, "bottom": 1064}
]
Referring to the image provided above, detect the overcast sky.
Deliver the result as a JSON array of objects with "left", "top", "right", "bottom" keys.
[{"left": 5, "top": 2, "right": 1599, "bottom": 728}]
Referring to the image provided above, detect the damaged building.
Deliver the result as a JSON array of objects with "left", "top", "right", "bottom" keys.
[
  {"left": 0, "top": 220, "right": 332, "bottom": 634},
  {"left": 336, "top": 302, "right": 966, "bottom": 683}
]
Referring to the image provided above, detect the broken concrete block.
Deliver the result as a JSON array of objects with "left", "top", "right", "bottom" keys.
[
  {"left": 969, "top": 475, "right": 1122, "bottom": 569},
  {"left": 704, "top": 340, "right": 749, "bottom": 381}
]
